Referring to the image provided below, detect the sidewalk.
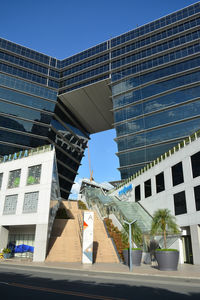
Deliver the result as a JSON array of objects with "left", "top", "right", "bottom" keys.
[{"left": 1, "top": 259, "right": 200, "bottom": 280}]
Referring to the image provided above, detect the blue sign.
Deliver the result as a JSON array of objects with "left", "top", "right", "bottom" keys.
[{"left": 118, "top": 184, "right": 133, "bottom": 196}]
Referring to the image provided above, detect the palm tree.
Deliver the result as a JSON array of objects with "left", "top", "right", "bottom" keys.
[
  {"left": 151, "top": 209, "right": 180, "bottom": 249},
  {"left": 123, "top": 221, "right": 143, "bottom": 248}
]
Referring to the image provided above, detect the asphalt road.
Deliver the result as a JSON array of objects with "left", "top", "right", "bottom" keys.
[{"left": 0, "top": 264, "right": 200, "bottom": 299}]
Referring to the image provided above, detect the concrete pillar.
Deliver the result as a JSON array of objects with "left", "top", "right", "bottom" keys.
[
  {"left": 0, "top": 226, "right": 9, "bottom": 251},
  {"left": 190, "top": 224, "right": 200, "bottom": 265},
  {"left": 33, "top": 224, "right": 48, "bottom": 262}
]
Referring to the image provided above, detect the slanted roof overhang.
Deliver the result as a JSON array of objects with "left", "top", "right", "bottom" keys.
[{"left": 58, "top": 78, "right": 113, "bottom": 134}]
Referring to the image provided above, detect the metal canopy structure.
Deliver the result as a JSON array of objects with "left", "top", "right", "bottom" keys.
[{"left": 59, "top": 79, "right": 113, "bottom": 134}]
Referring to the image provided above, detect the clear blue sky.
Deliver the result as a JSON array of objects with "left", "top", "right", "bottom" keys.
[{"left": 0, "top": 0, "right": 197, "bottom": 193}]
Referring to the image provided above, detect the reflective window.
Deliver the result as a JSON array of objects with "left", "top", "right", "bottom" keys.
[
  {"left": 191, "top": 151, "right": 200, "bottom": 178},
  {"left": 117, "top": 118, "right": 200, "bottom": 152},
  {"left": 60, "top": 64, "right": 109, "bottom": 88},
  {"left": 0, "top": 62, "right": 47, "bottom": 86},
  {"left": 0, "top": 38, "right": 50, "bottom": 65},
  {"left": 59, "top": 74, "right": 109, "bottom": 93},
  {"left": 0, "top": 51, "right": 48, "bottom": 75},
  {"left": 172, "top": 162, "right": 184, "bottom": 186},
  {"left": 0, "top": 115, "right": 49, "bottom": 137},
  {"left": 23, "top": 191, "right": 39, "bottom": 213},
  {"left": 0, "top": 173, "right": 3, "bottom": 189},
  {"left": 116, "top": 99, "right": 200, "bottom": 137},
  {"left": 27, "top": 165, "right": 41, "bottom": 185},
  {"left": 114, "top": 85, "right": 200, "bottom": 124},
  {"left": 0, "top": 86, "right": 56, "bottom": 112},
  {"left": 145, "top": 179, "right": 152, "bottom": 198},
  {"left": 118, "top": 141, "right": 180, "bottom": 167},
  {"left": 112, "top": 32, "right": 200, "bottom": 70},
  {"left": 0, "top": 100, "right": 52, "bottom": 124},
  {"left": 8, "top": 169, "right": 21, "bottom": 188},
  {"left": 3, "top": 194, "right": 18, "bottom": 215},
  {"left": 112, "top": 57, "right": 200, "bottom": 100},
  {"left": 111, "top": 4, "right": 200, "bottom": 47},
  {"left": 174, "top": 191, "right": 187, "bottom": 215},
  {"left": 61, "top": 54, "right": 109, "bottom": 77},
  {"left": 0, "top": 129, "right": 47, "bottom": 148},
  {"left": 59, "top": 42, "right": 108, "bottom": 68},
  {"left": 135, "top": 185, "right": 141, "bottom": 202},
  {"left": 194, "top": 185, "right": 200, "bottom": 211},
  {"left": 0, "top": 73, "right": 57, "bottom": 101},
  {"left": 156, "top": 172, "right": 165, "bottom": 193}
]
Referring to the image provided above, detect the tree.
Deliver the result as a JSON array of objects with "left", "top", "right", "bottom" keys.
[
  {"left": 123, "top": 221, "right": 143, "bottom": 248},
  {"left": 151, "top": 209, "right": 180, "bottom": 249}
]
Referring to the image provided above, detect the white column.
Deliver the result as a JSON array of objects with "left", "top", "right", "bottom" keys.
[
  {"left": 190, "top": 224, "right": 200, "bottom": 265},
  {"left": 33, "top": 224, "right": 48, "bottom": 262},
  {"left": 0, "top": 226, "right": 9, "bottom": 251}
]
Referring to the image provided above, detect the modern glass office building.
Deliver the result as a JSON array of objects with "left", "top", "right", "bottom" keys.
[{"left": 0, "top": 2, "right": 199, "bottom": 196}]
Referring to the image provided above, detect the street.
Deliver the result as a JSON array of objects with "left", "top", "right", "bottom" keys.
[{"left": 0, "top": 264, "right": 200, "bottom": 299}]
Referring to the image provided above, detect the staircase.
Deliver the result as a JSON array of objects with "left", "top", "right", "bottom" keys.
[
  {"left": 93, "top": 211, "right": 120, "bottom": 263},
  {"left": 46, "top": 201, "right": 81, "bottom": 262},
  {"left": 46, "top": 201, "right": 120, "bottom": 263}
]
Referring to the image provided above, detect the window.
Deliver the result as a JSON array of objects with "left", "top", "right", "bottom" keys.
[
  {"left": 194, "top": 185, "right": 200, "bottom": 211},
  {"left": 3, "top": 194, "right": 18, "bottom": 214},
  {"left": 172, "top": 162, "right": 184, "bottom": 186},
  {"left": 8, "top": 169, "right": 21, "bottom": 188},
  {"left": 135, "top": 185, "right": 141, "bottom": 202},
  {"left": 23, "top": 191, "right": 39, "bottom": 213},
  {"left": 145, "top": 179, "right": 152, "bottom": 198},
  {"left": 156, "top": 172, "right": 165, "bottom": 193},
  {"left": 27, "top": 165, "right": 41, "bottom": 185},
  {"left": 0, "top": 173, "right": 3, "bottom": 189},
  {"left": 174, "top": 191, "right": 187, "bottom": 215},
  {"left": 191, "top": 151, "right": 200, "bottom": 178}
]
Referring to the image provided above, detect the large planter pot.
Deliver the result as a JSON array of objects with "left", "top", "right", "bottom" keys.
[
  {"left": 3, "top": 253, "right": 12, "bottom": 259},
  {"left": 155, "top": 250, "right": 179, "bottom": 271},
  {"left": 123, "top": 249, "right": 142, "bottom": 266}
]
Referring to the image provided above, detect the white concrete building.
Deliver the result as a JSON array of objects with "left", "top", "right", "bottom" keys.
[
  {"left": 110, "top": 132, "right": 200, "bottom": 265},
  {"left": 0, "top": 145, "right": 61, "bottom": 261}
]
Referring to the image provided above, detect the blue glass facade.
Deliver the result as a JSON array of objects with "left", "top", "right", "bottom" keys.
[{"left": 0, "top": 2, "right": 200, "bottom": 187}]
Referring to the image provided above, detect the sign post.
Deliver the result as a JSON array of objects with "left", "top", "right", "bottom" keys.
[{"left": 82, "top": 211, "right": 94, "bottom": 264}]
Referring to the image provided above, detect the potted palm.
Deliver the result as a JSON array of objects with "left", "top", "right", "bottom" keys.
[
  {"left": 151, "top": 208, "right": 180, "bottom": 271},
  {"left": 123, "top": 222, "right": 143, "bottom": 266}
]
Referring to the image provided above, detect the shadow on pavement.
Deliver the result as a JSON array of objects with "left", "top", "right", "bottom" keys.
[{"left": 0, "top": 270, "right": 199, "bottom": 299}]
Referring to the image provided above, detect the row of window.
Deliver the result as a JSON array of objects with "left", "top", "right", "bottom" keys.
[
  {"left": 0, "top": 86, "right": 56, "bottom": 113},
  {"left": 60, "top": 64, "right": 109, "bottom": 88},
  {"left": 111, "top": 29, "right": 200, "bottom": 70},
  {"left": 0, "top": 38, "right": 51, "bottom": 65},
  {"left": 2, "top": 191, "right": 39, "bottom": 215},
  {"left": 0, "top": 51, "right": 48, "bottom": 75},
  {"left": 0, "top": 62, "right": 59, "bottom": 89},
  {"left": 0, "top": 73, "right": 57, "bottom": 101},
  {"left": 59, "top": 74, "right": 109, "bottom": 94},
  {"left": 58, "top": 42, "right": 108, "bottom": 69},
  {"left": 114, "top": 84, "right": 200, "bottom": 125},
  {"left": 112, "top": 43, "right": 200, "bottom": 84},
  {"left": 60, "top": 54, "right": 109, "bottom": 78},
  {"left": 117, "top": 118, "right": 200, "bottom": 153},
  {"left": 116, "top": 95, "right": 200, "bottom": 139},
  {"left": 134, "top": 151, "right": 200, "bottom": 202},
  {"left": 0, "top": 165, "right": 41, "bottom": 190},
  {"left": 111, "top": 17, "right": 200, "bottom": 57},
  {"left": 113, "top": 65, "right": 200, "bottom": 111},
  {"left": 111, "top": 3, "right": 200, "bottom": 47}
]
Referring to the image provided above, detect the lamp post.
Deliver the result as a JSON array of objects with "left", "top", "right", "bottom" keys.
[{"left": 124, "top": 219, "right": 137, "bottom": 271}]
